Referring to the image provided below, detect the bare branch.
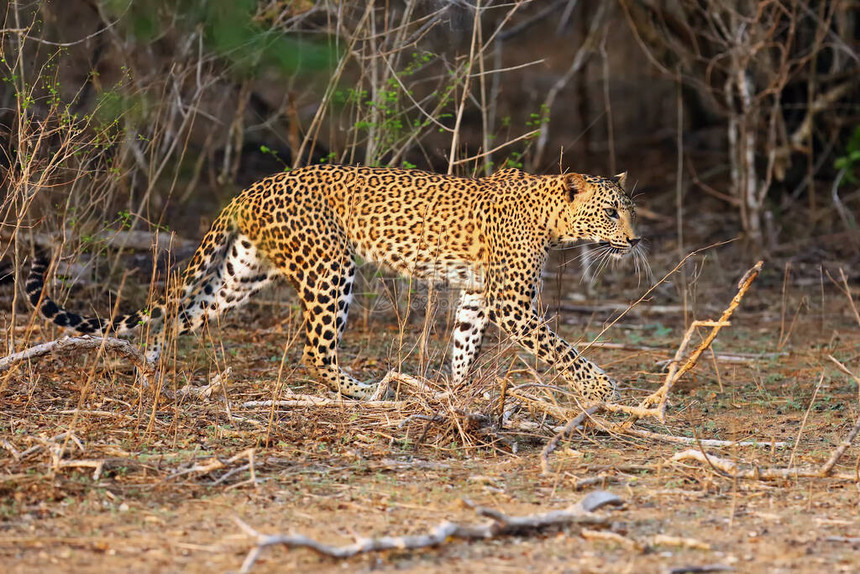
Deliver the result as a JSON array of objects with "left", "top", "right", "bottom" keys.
[
  {"left": 671, "top": 448, "right": 859, "bottom": 482},
  {"left": 541, "top": 404, "right": 601, "bottom": 474},
  {"left": 619, "top": 260, "right": 763, "bottom": 427},
  {"left": 236, "top": 492, "right": 622, "bottom": 572},
  {"left": 0, "top": 335, "right": 152, "bottom": 385}
]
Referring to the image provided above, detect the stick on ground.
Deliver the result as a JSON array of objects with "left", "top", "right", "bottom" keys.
[
  {"left": 235, "top": 491, "right": 622, "bottom": 572},
  {"left": 0, "top": 335, "right": 154, "bottom": 387},
  {"left": 671, "top": 413, "right": 860, "bottom": 483},
  {"left": 618, "top": 260, "right": 763, "bottom": 427},
  {"left": 541, "top": 404, "right": 602, "bottom": 474}
]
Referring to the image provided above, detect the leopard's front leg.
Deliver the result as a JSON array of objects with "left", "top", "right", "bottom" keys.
[
  {"left": 486, "top": 263, "right": 619, "bottom": 403},
  {"left": 490, "top": 297, "right": 619, "bottom": 403}
]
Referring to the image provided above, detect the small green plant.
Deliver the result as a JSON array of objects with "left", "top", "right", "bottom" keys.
[
  {"left": 117, "top": 210, "right": 133, "bottom": 229},
  {"left": 260, "top": 145, "right": 285, "bottom": 166},
  {"left": 525, "top": 103, "right": 550, "bottom": 136},
  {"left": 834, "top": 126, "right": 860, "bottom": 184},
  {"left": 502, "top": 151, "right": 524, "bottom": 169}
]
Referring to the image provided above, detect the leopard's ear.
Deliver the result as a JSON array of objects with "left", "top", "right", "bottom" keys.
[
  {"left": 611, "top": 171, "right": 628, "bottom": 190},
  {"left": 563, "top": 173, "right": 588, "bottom": 198}
]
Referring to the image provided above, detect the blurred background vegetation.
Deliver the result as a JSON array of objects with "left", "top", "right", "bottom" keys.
[{"left": 0, "top": 0, "right": 858, "bottom": 285}]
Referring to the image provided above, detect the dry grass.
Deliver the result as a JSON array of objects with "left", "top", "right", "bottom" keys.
[
  {"left": 2, "top": 249, "right": 860, "bottom": 573},
  {"left": 2, "top": 2, "right": 859, "bottom": 572}
]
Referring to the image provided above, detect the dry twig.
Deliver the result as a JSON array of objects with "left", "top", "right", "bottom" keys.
[
  {"left": 0, "top": 335, "right": 153, "bottom": 387},
  {"left": 241, "top": 395, "right": 410, "bottom": 409},
  {"left": 173, "top": 367, "right": 232, "bottom": 400},
  {"left": 617, "top": 426, "right": 789, "bottom": 449},
  {"left": 166, "top": 448, "right": 258, "bottom": 485},
  {"left": 828, "top": 355, "right": 860, "bottom": 389},
  {"left": 653, "top": 533, "right": 711, "bottom": 551},
  {"left": 235, "top": 491, "right": 622, "bottom": 572},
  {"left": 1, "top": 431, "right": 81, "bottom": 461},
  {"left": 506, "top": 386, "right": 574, "bottom": 422},
  {"left": 819, "top": 414, "right": 860, "bottom": 477},
  {"left": 541, "top": 405, "right": 602, "bottom": 474},
  {"left": 619, "top": 261, "right": 763, "bottom": 427},
  {"left": 672, "top": 429, "right": 860, "bottom": 482},
  {"left": 580, "top": 528, "right": 641, "bottom": 550}
]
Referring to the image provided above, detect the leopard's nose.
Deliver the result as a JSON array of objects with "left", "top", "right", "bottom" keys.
[{"left": 628, "top": 237, "right": 641, "bottom": 247}]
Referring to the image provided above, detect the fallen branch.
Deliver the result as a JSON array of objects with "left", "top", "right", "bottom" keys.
[
  {"left": 819, "top": 414, "right": 860, "bottom": 476},
  {"left": 667, "top": 565, "right": 735, "bottom": 574},
  {"left": 571, "top": 474, "right": 624, "bottom": 490},
  {"left": 541, "top": 405, "right": 602, "bottom": 474},
  {"left": 826, "top": 536, "right": 860, "bottom": 544},
  {"left": 671, "top": 444, "right": 859, "bottom": 482},
  {"left": 241, "top": 371, "right": 431, "bottom": 408},
  {"left": 587, "top": 341, "right": 786, "bottom": 364},
  {"left": 376, "top": 370, "right": 435, "bottom": 399},
  {"left": 1, "top": 431, "right": 83, "bottom": 461},
  {"left": 235, "top": 491, "right": 623, "bottom": 572},
  {"left": 0, "top": 335, "right": 153, "bottom": 387},
  {"left": 620, "top": 261, "right": 763, "bottom": 427},
  {"left": 173, "top": 367, "right": 232, "bottom": 400},
  {"left": 615, "top": 426, "right": 790, "bottom": 449},
  {"left": 581, "top": 528, "right": 641, "bottom": 550},
  {"left": 166, "top": 448, "right": 258, "bottom": 485},
  {"left": 553, "top": 303, "right": 687, "bottom": 315},
  {"left": 52, "top": 457, "right": 154, "bottom": 480},
  {"left": 654, "top": 350, "right": 785, "bottom": 365},
  {"left": 538, "top": 404, "right": 787, "bottom": 473},
  {"left": 653, "top": 533, "right": 711, "bottom": 551},
  {"left": 55, "top": 459, "right": 106, "bottom": 480},
  {"left": 671, "top": 412, "right": 860, "bottom": 482},
  {"left": 241, "top": 396, "right": 410, "bottom": 409}
]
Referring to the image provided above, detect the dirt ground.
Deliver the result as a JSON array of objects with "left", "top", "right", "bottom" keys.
[{"left": 2, "top": 248, "right": 860, "bottom": 574}]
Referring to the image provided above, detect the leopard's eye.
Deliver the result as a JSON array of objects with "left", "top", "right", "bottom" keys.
[{"left": 604, "top": 208, "right": 618, "bottom": 220}]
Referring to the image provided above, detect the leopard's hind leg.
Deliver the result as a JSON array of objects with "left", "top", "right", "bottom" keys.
[
  {"left": 294, "top": 255, "right": 374, "bottom": 398},
  {"left": 259, "top": 238, "right": 373, "bottom": 399},
  {"left": 148, "top": 214, "right": 276, "bottom": 361},
  {"left": 175, "top": 235, "right": 276, "bottom": 333}
]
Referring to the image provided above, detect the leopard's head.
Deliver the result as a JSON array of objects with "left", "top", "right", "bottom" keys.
[{"left": 558, "top": 172, "right": 641, "bottom": 259}]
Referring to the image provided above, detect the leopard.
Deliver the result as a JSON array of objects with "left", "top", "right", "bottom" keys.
[{"left": 26, "top": 164, "right": 641, "bottom": 403}]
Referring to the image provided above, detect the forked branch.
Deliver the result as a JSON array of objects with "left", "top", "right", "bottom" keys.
[
  {"left": 235, "top": 491, "right": 622, "bottom": 572},
  {"left": 613, "top": 260, "right": 764, "bottom": 427},
  {"left": 0, "top": 335, "right": 153, "bottom": 386}
]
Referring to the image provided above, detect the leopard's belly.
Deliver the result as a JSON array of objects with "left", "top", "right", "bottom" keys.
[{"left": 353, "top": 242, "right": 485, "bottom": 290}]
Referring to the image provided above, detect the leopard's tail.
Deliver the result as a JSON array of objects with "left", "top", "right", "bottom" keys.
[{"left": 26, "top": 255, "right": 164, "bottom": 336}]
